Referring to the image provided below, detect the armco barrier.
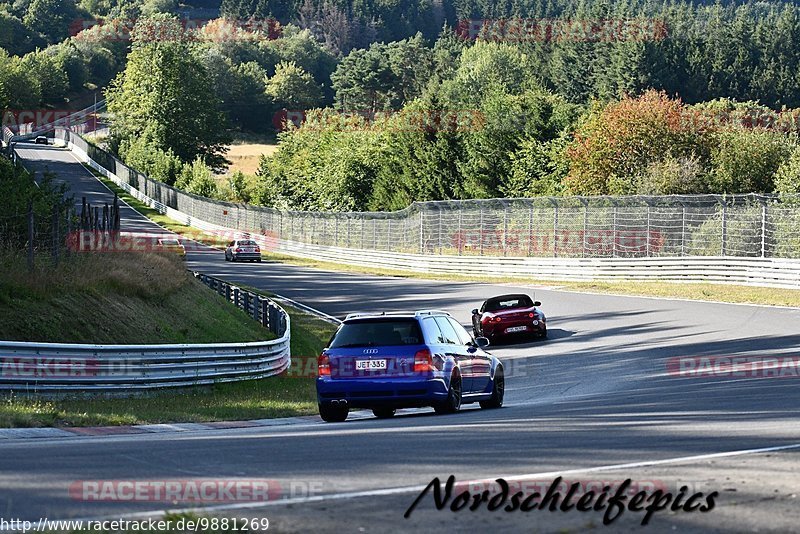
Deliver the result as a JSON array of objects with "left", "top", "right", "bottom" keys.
[
  {"left": 0, "top": 275, "right": 290, "bottom": 393},
  {"left": 57, "top": 128, "right": 800, "bottom": 289}
]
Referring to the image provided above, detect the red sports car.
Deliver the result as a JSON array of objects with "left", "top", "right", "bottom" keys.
[{"left": 471, "top": 294, "right": 546, "bottom": 343}]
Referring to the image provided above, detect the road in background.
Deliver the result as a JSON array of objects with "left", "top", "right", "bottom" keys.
[{"left": 3, "top": 143, "right": 799, "bottom": 532}]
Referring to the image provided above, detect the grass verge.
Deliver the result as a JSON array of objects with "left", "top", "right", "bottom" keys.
[
  {"left": 98, "top": 172, "right": 800, "bottom": 308},
  {"left": 0, "top": 251, "right": 271, "bottom": 344}
]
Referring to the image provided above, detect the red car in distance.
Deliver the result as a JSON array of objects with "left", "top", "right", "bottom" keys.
[{"left": 471, "top": 294, "right": 546, "bottom": 343}]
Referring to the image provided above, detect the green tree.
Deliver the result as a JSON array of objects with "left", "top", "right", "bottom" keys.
[
  {"left": 23, "top": 0, "right": 79, "bottom": 42},
  {"left": 106, "top": 15, "right": 230, "bottom": 170},
  {"left": 265, "top": 61, "right": 323, "bottom": 110}
]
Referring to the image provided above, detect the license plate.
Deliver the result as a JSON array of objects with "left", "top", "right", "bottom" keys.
[
  {"left": 506, "top": 326, "right": 527, "bottom": 333},
  {"left": 356, "top": 359, "right": 387, "bottom": 370}
]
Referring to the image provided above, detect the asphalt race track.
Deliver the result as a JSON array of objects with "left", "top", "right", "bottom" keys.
[{"left": 3, "top": 143, "right": 799, "bottom": 532}]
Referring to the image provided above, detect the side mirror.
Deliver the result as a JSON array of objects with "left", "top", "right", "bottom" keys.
[
  {"left": 475, "top": 336, "right": 490, "bottom": 348},
  {"left": 471, "top": 309, "right": 479, "bottom": 315},
  {"left": 533, "top": 301, "right": 541, "bottom": 307}
]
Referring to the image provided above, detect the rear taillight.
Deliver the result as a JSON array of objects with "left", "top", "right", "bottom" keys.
[
  {"left": 414, "top": 349, "right": 433, "bottom": 373},
  {"left": 236, "top": 247, "right": 243, "bottom": 252},
  {"left": 318, "top": 353, "right": 331, "bottom": 376},
  {"left": 254, "top": 246, "right": 260, "bottom": 252},
  {"left": 529, "top": 313, "right": 535, "bottom": 318}
]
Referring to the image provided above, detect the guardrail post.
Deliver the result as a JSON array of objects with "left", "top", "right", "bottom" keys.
[
  {"left": 233, "top": 287, "right": 240, "bottom": 308},
  {"left": 261, "top": 299, "right": 269, "bottom": 328}
]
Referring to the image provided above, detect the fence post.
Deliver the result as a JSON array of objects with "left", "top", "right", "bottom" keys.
[
  {"left": 681, "top": 204, "right": 687, "bottom": 256},
  {"left": 27, "top": 200, "right": 34, "bottom": 272},
  {"left": 457, "top": 207, "right": 462, "bottom": 255},
  {"left": 419, "top": 210, "right": 424, "bottom": 254},
  {"left": 762, "top": 201, "right": 769, "bottom": 258},
  {"left": 646, "top": 202, "right": 652, "bottom": 257},
  {"left": 502, "top": 203, "right": 508, "bottom": 257},
  {"left": 438, "top": 207, "right": 443, "bottom": 254},
  {"left": 387, "top": 217, "right": 392, "bottom": 251},
  {"left": 347, "top": 216, "right": 351, "bottom": 248},
  {"left": 581, "top": 198, "right": 588, "bottom": 257},
  {"left": 527, "top": 201, "right": 534, "bottom": 257},
  {"left": 479, "top": 205, "right": 484, "bottom": 256},
  {"left": 721, "top": 202, "right": 728, "bottom": 256},
  {"left": 552, "top": 199, "right": 559, "bottom": 258},
  {"left": 52, "top": 205, "right": 59, "bottom": 266},
  {"left": 612, "top": 204, "right": 618, "bottom": 257}
]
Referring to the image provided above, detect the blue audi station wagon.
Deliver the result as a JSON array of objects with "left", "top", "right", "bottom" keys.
[{"left": 316, "top": 311, "right": 505, "bottom": 422}]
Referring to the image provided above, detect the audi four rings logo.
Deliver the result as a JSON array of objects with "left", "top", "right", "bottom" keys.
[{"left": 362, "top": 349, "right": 379, "bottom": 354}]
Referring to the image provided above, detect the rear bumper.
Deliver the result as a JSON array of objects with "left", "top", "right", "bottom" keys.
[
  {"left": 316, "top": 376, "right": 449, "bottom": 408},
  {"left": 484, "top": 321, "right": 546, "bottom": 338},
  {"left": 232, "top": 252, "right": 261, "bottom": 261}
]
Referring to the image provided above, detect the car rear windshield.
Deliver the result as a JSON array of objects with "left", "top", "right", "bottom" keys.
[
  {"left": 239, "top": 240, "right": 257, "bottom": 246},
  {"left": 330, "top": 319, "right": 423, "bottom": 348},
  {"left": 484, "top": 295, "right": 533, "bottom": 311},
  {"left": 160, "top": 239, "right": 179, "bottom": 245}
]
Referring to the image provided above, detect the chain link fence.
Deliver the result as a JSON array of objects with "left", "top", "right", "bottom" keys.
[{"left": 57, "top": 128, "right": 800, "bottom": 259}]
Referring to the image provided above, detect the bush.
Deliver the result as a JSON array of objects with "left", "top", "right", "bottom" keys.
[
  {"left": 709, "top": 130, "right": 792, "bottom": 193},
  {"left": 176, "top": 158, "right": 218, "bottom": 198}
]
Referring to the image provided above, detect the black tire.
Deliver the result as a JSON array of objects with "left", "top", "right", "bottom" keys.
[
  {"left": 480, "top": 369, "right": 504, "bottom": 409},
  {"left": 372, "top": 407, "right": 396, "bottom": 419},
  {"left": 434, "top": 373, "right": 462, "bottom": 414},
  {"left": 319, "top": 403, "right": 349, "bottom": 422},
  {"left": 257, "top": 258, "right": 262, "bottom": 263},
  {"left": 224, "top": 253, "right": 230, "bottom": 261},
  {"left": 540, "top": 327, "right": 547, "bottom": 339}
]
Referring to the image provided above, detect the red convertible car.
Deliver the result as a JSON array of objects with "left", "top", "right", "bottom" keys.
[{"left": 471, "top": 294, "right": 546, "bottom": 343}]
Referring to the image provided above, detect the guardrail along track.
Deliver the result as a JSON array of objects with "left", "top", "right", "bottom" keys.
[{"left": 56, "top": 128, "right": 800, "bottom": 288}]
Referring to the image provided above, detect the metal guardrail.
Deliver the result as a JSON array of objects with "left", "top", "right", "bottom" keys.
[
  {"left": 58, "top": 127, "right": 800, "bottom": 288},
  {"left": 193, "top": 272, "right": 287, "bottom": 336},
  {"left": 0, "top": 274, "right": 290, "bottom": 393}
]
